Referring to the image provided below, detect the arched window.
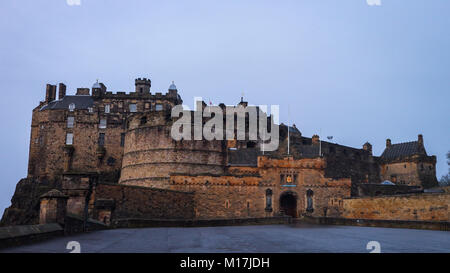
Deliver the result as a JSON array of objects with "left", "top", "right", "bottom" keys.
[
  {"left": 306, "top": 189, "right": 314, "bottom": 212},
  {"left": 68, "top": 103, "right": 75, "bottom": 112},
  {"left": 265, "top": 189, "right": 273, "bottom": 212}
]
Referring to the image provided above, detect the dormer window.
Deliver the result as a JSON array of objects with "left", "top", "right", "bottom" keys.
[
  {"left": 99, "top": 118, "right": 107, "bottom": 129},
  {"left": 105, "top": 104, "right": 110, "bottom": 113},
  {"left": 69, "top": 103, "right": 75, "bottom": 112}
]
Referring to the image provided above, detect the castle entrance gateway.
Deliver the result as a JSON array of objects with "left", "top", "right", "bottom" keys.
[{"left": 279, "top": 191, "right": 298, "bottom": 218}]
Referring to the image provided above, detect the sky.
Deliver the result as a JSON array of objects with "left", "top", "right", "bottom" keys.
[{"left": 0, "top": 0, "right": 449, "bottom": 213}]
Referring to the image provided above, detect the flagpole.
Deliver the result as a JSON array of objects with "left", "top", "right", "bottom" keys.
[{"left": 288, "top": 104, "right": 290, "bottom": 155}]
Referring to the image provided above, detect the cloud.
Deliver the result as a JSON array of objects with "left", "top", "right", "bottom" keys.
[
  {"left": 366, "top": 0, "right": 382, "bottom": 6},
  {"left": 66, "top": 0, "right": 81, "bottom": 6}
]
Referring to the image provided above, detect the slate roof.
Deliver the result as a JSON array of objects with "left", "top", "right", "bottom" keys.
[
  {"left": 380, "top": 141, "right": 424, "bottom": 160},
  {"left": 40, "top": 95, "right": 94, "bottom": 111}
]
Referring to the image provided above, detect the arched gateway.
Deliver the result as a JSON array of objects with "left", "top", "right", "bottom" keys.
[{"left": 279, "top": 191, "right": 298, "bottom": 218}]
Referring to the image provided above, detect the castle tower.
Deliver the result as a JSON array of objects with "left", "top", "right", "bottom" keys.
[
  {"left": 135, "top": 77, "right": 151, "bottom": 94},
  {"left": 118, "top": 111, "right": 226, "bottom": 188}
]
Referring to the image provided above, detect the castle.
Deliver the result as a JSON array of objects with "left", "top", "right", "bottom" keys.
[{"left": 1, "top": 77, "right": 444, "bottom": 227}]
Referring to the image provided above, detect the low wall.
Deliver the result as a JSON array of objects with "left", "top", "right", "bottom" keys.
[
  {"left": 93, "top": 183, "right": 195, "bottom": 220},
  {"left": 0, "top": 223, "right": 63, "bottom": 249},
  {"left": 64, "top": 214, "right": 108, "bottom": 235},
  {"left": 343, "top": 193, "right": 449, "bottom": 222},
  {"left": 299, "top": 216, "right": 449, "bottom": 231},
  {"left": 113, "top": 216, "right": 292, "bottom": 229}
]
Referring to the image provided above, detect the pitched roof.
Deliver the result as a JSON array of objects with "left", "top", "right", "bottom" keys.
[
  {"left": 380, "top": 141, "right": 424, "bottom": 160},
  {"left": 40, "top": 95, "right": 94, "bottom": 111}
]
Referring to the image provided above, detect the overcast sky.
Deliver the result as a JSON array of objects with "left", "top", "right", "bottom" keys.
[{"left": 0, "top": 0, "right": 449, "bottom": 213}]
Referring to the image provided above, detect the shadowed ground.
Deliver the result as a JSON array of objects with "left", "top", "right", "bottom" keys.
[{"left": 1, "top": 224, "right": 449, "bottom": 253}]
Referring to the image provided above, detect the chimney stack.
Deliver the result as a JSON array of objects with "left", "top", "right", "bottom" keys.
[
  {"left": 45, "top": 84, "right": 56, "bottom": 102},
  {"left": 386, "top": 138, "right": 391, "bottom": 148},
  {"left": 58, "top": 83, "right": 66, "bottom": 100},
  {"left": 312, "top": 135, "right": 320, "bottom": 145},
  {"left": 418, "top": 134, "right": 423, "bottom": 146}
]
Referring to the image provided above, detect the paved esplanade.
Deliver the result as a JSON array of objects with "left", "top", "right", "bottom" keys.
[{"left": 2, "top": 224, "right": 449, "bottom": 253}]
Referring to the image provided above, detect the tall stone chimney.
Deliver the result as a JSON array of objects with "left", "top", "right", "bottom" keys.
[
  {"left": 45, "top": 84, "right": 56, "bottom": 102},
  {"left": 386, "top": 138, "right": 391, "bottom": 148},
  {"left": 58, "top": 83, "right": 66, "bottom": 100},
  {"left": 418, "top": 134, "right": 423, "bottom": 146}
]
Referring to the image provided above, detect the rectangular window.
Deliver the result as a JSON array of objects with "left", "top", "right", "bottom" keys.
[
  {"left": 129, "top": 104, "right": 137, "bottom": 112},
  {"left": 88, "top": 107, "right": 93, "bottom": 113},
  {"left": 98, "top": 133, "right": 105, "bottom": 146},
  {"left": 105, "top": 104, "right": 110, "bottom": 113},
  {"left": 99, "top": 118, "right": 107, "bottom": 129},
  {"left": 66, "top": 133, "right": 73, "bottom": 145},
  {"left": 155, "top": 104, "right": 163, "bottom": 111},
  {"left": 120, "top": 133, "right": 125, "bottom": 147},
  {"left": 67, "top": 116, "right": 74, "bottom": 128}
]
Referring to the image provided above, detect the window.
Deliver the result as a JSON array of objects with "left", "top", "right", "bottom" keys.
[
  {"left": 88, "top": 107, "right": 93, "bottom": 113},
  {"left": 120, "top": 133, "right": 125, "bottom": 147},
  {"left": 265, "top": 189, "right": 273, "bottom": 211},
  {"left": 68, "top": 103, "right": 75, "bottom": 112},
  {"left": 67, "top": 116, "right": 74, "bottom": 128},
  {"left": 140, "top": 116, "right": 147, "bottom": 125},
  {"left": 66, "top": 133, "right": 73, "bottom": 145},
  {"left": 98, "top": 133, "right": 105, "bottom": 146},
  {"left": 129, "top": 104, "right": 137, "bottom": 112},
  {"left": 105, "top": 104, "right": 110, "bottom": 113},
  {"left": 99, "top": 118, "right": 107, "bottom": 129},
  {"left": 306, "top": 189, "right": 314, "bottom": 213},
  {"left": 155, "top": 104, "right": 163, "bottom": 111}
]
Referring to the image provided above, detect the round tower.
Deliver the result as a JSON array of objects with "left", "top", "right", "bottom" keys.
[{"left": 118, "top": 110, "right": 226, "bottom": 188}]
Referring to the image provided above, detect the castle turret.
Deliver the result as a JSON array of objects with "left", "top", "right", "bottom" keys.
[
  {"left": 135, "top": 77, "right": 151, "bottom": 94},
  {"left": 167, "top": 81, "right": 178, "bottom": 97},
  {"left": 363, "top": 142, "right": 372, "bottom": 154},
  {"left": 92, "top": 80, "right": 106, "bottom": 97}
]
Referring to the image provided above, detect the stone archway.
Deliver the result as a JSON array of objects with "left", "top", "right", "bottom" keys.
[{"left": 279, "top": 191, "right": 298, "bottom": 218}]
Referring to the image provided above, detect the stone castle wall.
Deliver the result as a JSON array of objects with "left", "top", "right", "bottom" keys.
[
  {"left": 93, "top": 183, "right": 195, "bottom": 220},
  {"left": 342, "top": 193, "right": 449, "bottom": 221}
]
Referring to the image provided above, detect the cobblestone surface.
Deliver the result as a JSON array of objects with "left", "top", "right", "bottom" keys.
[{"left": 2, "top": 224, "right": 449, "bottom": 253}]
